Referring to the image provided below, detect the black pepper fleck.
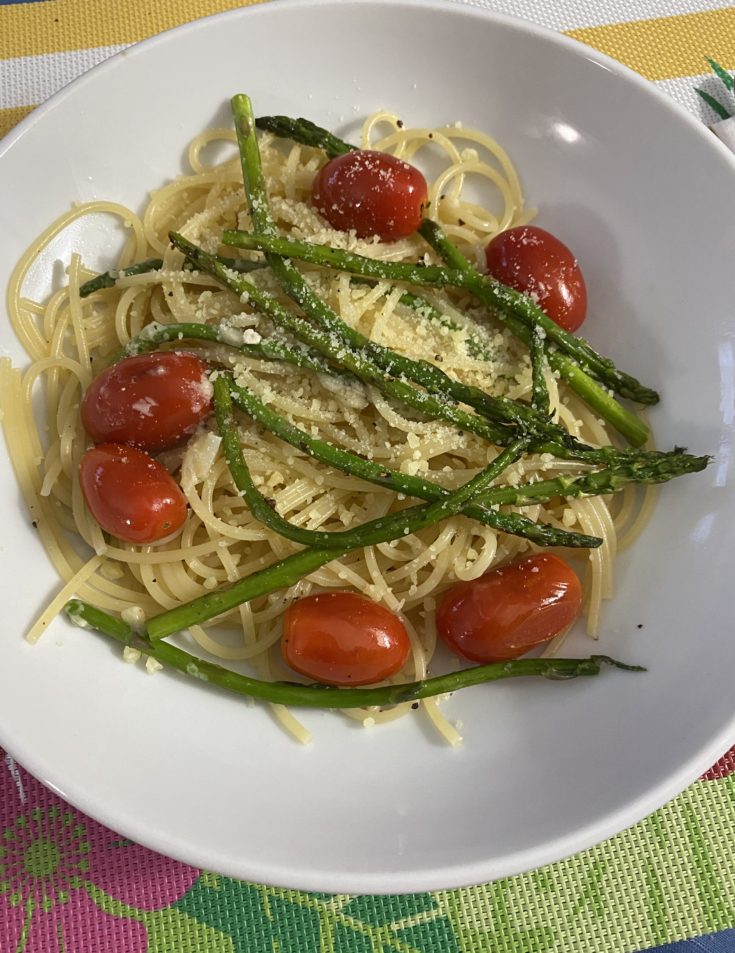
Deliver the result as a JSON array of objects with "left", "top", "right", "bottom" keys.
[{"left": 411, "top": 702, "right": 419, "bottom": 710}]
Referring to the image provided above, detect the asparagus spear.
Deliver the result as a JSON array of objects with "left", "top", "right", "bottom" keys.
[
  {"left": 255, "top": 115, "right": 354, "bottom": 158},
  {"left": 222, "top": 226, "right": 657, "bottom": 433},
  {"left": 170, "top": 231, "right": 519, "bottom": 449},
  {"left": 172, "top": 231, "right": 701, "bottom": 475},
  {"left": 120, "top": 319, "right": 349, "bottom": 379},
  {"left": 227, "top": 375, "right": 602, "bottom": 549},
  {"left": 419, "top": 219, "right": 658, "bottom": 405},
  {"left": 79, "top": 258, "right": 164, "bottom": 297},
  {"left": 79, "top": 255, "right": 263, "bottom": 298},
  {"left": 256, "top": 115, "right": 354, "bottom": 158},
  {"left": 66, "top": 599, "right": 644, "bottom": 709},
  {"left": 214, "top": 368, "right": 528, "bottom": 549},
  {"left": 482, "top": 450, "right": 709, "bottom": 505},
  {"left": 530, "top": 323, "right": 550, "bottom": 416},
  {"left": 227, "top": 370, "right": 706, "bottom": 506}
]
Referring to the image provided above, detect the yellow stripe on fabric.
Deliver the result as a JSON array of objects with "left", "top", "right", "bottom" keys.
[
  {"left": 566, "top": 7, "right": 735, "bottom": 82},
  {"left": 0, "top": 0, "right": 269, "bottom": 61},
  {"left": 0, "top": 105, "right": 34, "bottom": 140}
]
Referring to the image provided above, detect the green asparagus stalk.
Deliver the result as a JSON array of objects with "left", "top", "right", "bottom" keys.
[
  {"left": 79, "top": 255, "right": 264, "bottom": 298},
  {"left": 227, "top": 372, "right": 705, "bottom": 512},
  {"left": 172, "top": 232, "right": 699, "bottom": 474},
  {"left": 418, "top": 221, "right": 654, "bottom": 448},
  {"left": 148, "top": 545, "right": 343, "bottom": 639},
  {"left": 419, "top": 219, "right": 658, "bottom": 405},
  {"left": 170, "top": 231, "right": 518, "bottom": 448},
  {"left": 227, "top": 375, "right": 602, "bottom": 549},
  {"left": 66, "top": 599, "right": 644, "bottom": 709},
  {"left": 222, "top": 225, "right": 657, "bottom": 439},
  {"left": 214, "top": 368, "right": 527, "bottom": 548},
  {"left": 79, "top": 258, "right": 164, "bottom": 297},
  {"left": 482, "top": 450, "right": 709, "bottom": 505},
  {"left": 120, "top": 319, "right": 348, "bottom": 379},
  {"left": 530, "top": 323, "right": 551, "bottom": 416},
  {"left": 255, "top": 115, "right": 354, "bottom": 158},
  {"left": 255, "top": 115, "right": 354, "bottom": 157}
]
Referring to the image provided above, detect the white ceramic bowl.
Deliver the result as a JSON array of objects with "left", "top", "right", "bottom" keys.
[{"left": 1, "top": 0, "right": 734, "bottom": 894}]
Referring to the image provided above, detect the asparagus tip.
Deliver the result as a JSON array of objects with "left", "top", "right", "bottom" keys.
[{"left": 591, "top": 655, "right": 647, "bottom": 672}]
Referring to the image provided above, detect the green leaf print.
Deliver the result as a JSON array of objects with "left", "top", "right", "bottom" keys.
[
  {"left": 174, "top": 879, "right": 276, "bottom": 953},
  {"left": 84, "top": 882, "right": 235, "bottom": 953},
  {"left": 174, "top": 876, "right": 459, "bottom": 953}
]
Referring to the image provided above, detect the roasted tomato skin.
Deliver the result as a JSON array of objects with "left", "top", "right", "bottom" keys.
[
  {"left": 311, "top": 150, "right": 428, "bottom": 242},
  {"left": 281, "top": 591, "right": 411, "bottom": 686},
  {"left": 80, "top": 352, "right": 213, "bottom": 452},
  {"left": 484, "top": 225, "right": 587, "bottom": 332},
  {"left": 79, "top": 443, "right": 187, "bottom": 544},
  {"left": 436, "top": 553, "right": 583, "bottom": 663}
]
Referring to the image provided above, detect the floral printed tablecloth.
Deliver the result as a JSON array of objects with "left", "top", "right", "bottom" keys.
[{"left": 2, "top": 1, "right": 735, "bottom": 951}]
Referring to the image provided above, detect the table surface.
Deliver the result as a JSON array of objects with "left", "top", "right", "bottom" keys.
[{"left": 1, "top": 1, "right": 735, "bottom": 951}]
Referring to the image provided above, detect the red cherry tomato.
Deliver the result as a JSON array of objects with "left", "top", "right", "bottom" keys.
[
  {"left": 79, "top": 443, "right": 187, "bottom": 544},
  {"left": 81, "top": 352, "right": 213, "bottom": 453},
  {"left": 484, "top": 225, "right": 587, "bottom": 332},
  {"left": 436, "top": 553, "right": 582, "bottom": 663},
  {"left": 282, "top": 591, "right": 411, "bottom": 686},
  {"left": 311, "top": 150, "right": 428, "bottom": 242}
]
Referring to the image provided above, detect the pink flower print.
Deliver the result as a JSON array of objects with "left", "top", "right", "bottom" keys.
[{"left": 0, "top": 752, "right": 200, "bottom": 952}]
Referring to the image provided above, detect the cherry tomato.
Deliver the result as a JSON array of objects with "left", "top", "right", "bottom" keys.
[
  {"left": 311, "top": 150, "right": 428, "bottom": 242},
  {"left": 81, "top": 352, "right": 213, "bottom": 453},
  {"left": 436, "top": 553, "right": 582, "bottom": 663},
  {"left": 282, "top": 591, "right": 411, "bottom": 686},
  {"left": 484, "top": 225, "right": 587, "bottom": 332},
  {"left": 79, "top": 443, "right": 187, "bottom": 544}
]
